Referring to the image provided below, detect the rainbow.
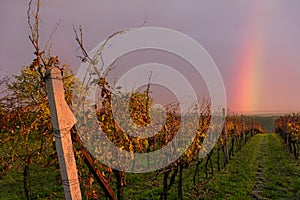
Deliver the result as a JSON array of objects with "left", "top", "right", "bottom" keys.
[{"left": 232, "top": 8, "right": 265, "bottom": 114}]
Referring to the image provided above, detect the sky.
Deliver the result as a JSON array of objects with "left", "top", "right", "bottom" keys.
[{"left": 1, "top": 0, "right": 300, "bottom": 114}]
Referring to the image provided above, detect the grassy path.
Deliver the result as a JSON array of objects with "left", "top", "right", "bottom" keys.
[{"left": 193, "top": 133, "right": 300, "bottom": 199}]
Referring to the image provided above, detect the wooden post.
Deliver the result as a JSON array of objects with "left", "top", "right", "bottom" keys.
[
  {"left": 222, "top": 108, "right": 229, "bottom": 165},
  {"left": 45, "top": 67, "right": 82, "bottom": 200}
]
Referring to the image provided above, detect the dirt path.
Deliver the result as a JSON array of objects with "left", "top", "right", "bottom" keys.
[{"left": 251, "top": 135, "right": 267, "bottom": 199}]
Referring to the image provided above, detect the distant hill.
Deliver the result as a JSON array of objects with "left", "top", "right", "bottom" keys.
[{"left": 250, "top": 115, "right": 279, "bottom": 132}]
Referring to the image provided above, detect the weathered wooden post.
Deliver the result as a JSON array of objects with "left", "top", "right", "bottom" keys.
[{"left": 45, "top": 67, "right": 82, "bottom": 200}]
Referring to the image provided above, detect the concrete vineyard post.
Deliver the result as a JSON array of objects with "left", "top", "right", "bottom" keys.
[{"left": 45, "top": 67, "right": 82, "bottom": 200}]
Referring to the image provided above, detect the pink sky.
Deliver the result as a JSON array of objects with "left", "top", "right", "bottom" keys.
[{"left": 1, "top": 1, "right": 300, "bottom": 114}]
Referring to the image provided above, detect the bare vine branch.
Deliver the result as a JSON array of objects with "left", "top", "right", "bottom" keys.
[{"left": 44, "top": 19, "right": 62, "bottom": 58}]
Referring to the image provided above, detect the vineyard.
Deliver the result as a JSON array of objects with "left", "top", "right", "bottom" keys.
[
  {"left": 1, "top": 1, "right": 300, "bottom": 200},
  {"left": 1, "top": 63, "right": 300, "bottom": 199},
  {"left": 275, "top": 114, "right": 300, "bottom": 159}
]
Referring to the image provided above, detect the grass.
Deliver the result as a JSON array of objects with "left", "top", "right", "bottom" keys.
[
  {"left": 1, "top": 133, "right": 300, "bottom": 199},
  {"left": 192, "top": 134, "right": 262, "bottom": 199},
  {"left": 193, "top": 133, "right": 300, "bottom": 199},
  {"left": 0, "top": 164, "right": 64, "bottom": 200},
  {"left": 258, "top": 134, "right": 300, "bottom": 199}
]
